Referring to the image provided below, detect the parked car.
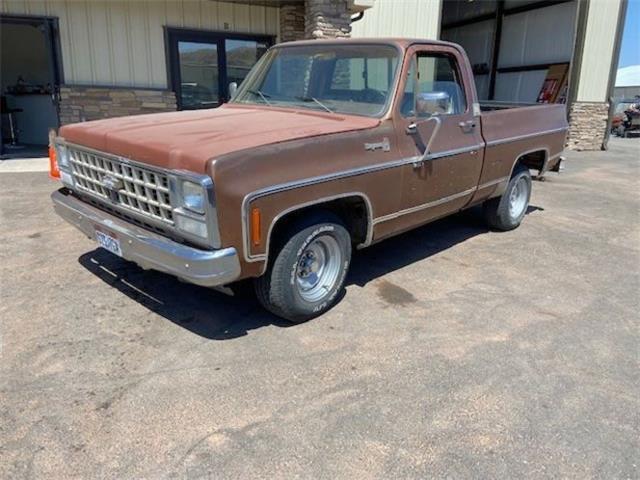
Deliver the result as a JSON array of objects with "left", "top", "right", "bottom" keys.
[{"left": 50, "top": 38, "right": 567, "bottom": 322}]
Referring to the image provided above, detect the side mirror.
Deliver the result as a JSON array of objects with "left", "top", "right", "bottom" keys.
[
  {"left": 228, "top": 82, "right": 238, "bottom": 99},
  {"left": 415, "top": 91, "right": 451, "bottom": 117}
]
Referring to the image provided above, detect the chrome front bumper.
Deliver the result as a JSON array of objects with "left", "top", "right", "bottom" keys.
[{"left": 52, "top": 189, "right": 241, "bottom": 287}]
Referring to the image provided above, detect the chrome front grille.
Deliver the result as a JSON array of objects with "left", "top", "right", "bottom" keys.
[{"left": 68, "top": 146, "right": 174, "bottom": 225}]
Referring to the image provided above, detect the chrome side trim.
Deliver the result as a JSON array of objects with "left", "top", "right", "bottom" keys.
[
  {"left": 505, "top": 148, "right": 564, "bottom": 189},
  {"left": 243, "top": 158, "right": 414, "bottom": 205},
  {"left": 372, "top": 187, "right": 477, "bottom": 225},
  {"left": 243, "top": 192, "right": 373, "bottom": 263},
  {"left": 250, "top": 192, "right": 374, "bottom": 274},
  {"left": 477, "top": 176, "right": 510, "bottom": 190},
  {"left": 485, "top": 126, "right": 569, "bottom": 147},
  {"left": 430, "top": 144, "right": 482, "bottom": 160},
  {"left": 240, "top": 144, "right": 485, "bottom": 263},
  {"left": 508, "top": 147, "right": 550, "bottom": 180},
  {"left": 244, "top": 145, "right": 484, "bottom": 205}
]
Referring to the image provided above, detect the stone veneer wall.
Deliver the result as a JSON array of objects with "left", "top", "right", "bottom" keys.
[
  {"left": 305, "top": 0, "right": 351, "bottom": 39},
  {"left": 566, "top": 101, "right": 609, "bottom": 151},
  {"left": 59, "top": 86, "right": 177, "bottom": 125},
  {"left": 280, "top": 3, "right": 306, "bottom": 42}
]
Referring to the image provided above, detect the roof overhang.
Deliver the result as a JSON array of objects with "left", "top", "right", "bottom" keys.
[{"left": 217, "top": 0, "right": 374, "bottom": 13}]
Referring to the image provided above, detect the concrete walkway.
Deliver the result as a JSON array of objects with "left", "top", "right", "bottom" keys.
[{"left": 0, "top": 157, "right": 49, "bottom": 173}]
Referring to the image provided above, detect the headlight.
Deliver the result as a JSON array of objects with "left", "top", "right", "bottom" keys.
[
  {"left": 174, "top": 212, "right": 208, "bottom": 239},
  {"left": 169, "top": 172, "right": 218, "bottom": 248},
  {"left": 55, "top": 142, "right": 70, "bottom": 169},
  {"left": 54, "top": 142, "right": 74, "bottom": 187},
  {"left": 181, "top": 180, "right": 205, "bottom": 214}
]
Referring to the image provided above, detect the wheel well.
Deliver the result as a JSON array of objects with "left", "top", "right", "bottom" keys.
[
  {"left": 269, "top": 195, "right": 370, "bottom": 252},
  {"left": 516, "top": 150, "right": 547, "bottom": 175}
]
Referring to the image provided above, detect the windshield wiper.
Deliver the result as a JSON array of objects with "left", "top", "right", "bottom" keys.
[
  {"left": 294, "top": 96, "right": 333, "bottom": 113},
  {"left": 248, "top": 89, "right": 271, "bottom": 105}
]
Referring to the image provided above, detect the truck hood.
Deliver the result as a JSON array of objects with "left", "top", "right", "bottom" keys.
[{"left": 59, "top": 103, "right": 379, "bottom": 173}]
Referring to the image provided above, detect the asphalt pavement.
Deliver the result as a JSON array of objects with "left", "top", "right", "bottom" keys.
[{"left": 1, "top": 138, "right": 638, "bottom": 479}]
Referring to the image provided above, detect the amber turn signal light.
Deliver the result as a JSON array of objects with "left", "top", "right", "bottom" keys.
[
  {"left": 251, "top": 207, "right": 261, "bottom": 247},
  {"left": 48, "top": 146, "right": 60, "bottom": 179}
]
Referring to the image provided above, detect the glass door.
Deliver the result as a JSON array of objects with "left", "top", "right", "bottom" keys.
[
  {"left": 225, "top": 39, "right": 270, "bottom": 89},
  {"left": 167, "top": 29, "right": 272, "bottom": 110},
  {"left": 177, "top": 40, "right": 221, "bottom": 109}
]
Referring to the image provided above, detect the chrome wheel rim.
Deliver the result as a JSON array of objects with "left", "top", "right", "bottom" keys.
[
  {"left": 508, "top": 177, "right": 528, "bottom": 219},
  {"left": 295, "top": 235, "right": 342, "bottom": 303}
]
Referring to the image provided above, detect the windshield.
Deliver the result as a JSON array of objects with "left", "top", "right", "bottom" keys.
[
  {"left": 232, "top": 44, "right": 400, "bottom": 117},
  {"left": 615, "top": 102, "right": 634, "bottom": 114}
]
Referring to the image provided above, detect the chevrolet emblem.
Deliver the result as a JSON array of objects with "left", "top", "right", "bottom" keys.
[{"left": 101, "top": 174, "right": 123, "bottom": 203}]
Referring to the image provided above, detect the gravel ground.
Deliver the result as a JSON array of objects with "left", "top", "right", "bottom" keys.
[{"left": 1, "top": 138, "right": 638, "bottom": 479}]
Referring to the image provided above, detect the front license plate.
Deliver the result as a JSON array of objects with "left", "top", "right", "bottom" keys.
[{"left": 95, "top": 229, "right": 122, "bottom": 257}]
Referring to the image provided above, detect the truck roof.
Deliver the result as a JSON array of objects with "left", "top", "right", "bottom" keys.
[{"left": 273, "top": 37, "right": 462, "bottom": 50}]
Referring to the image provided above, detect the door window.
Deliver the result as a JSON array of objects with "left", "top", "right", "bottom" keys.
[{"left": 401, "top": 54, "right": 466, "bottom": 117}]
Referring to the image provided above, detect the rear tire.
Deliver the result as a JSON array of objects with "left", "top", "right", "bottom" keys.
[
  {"left": 483, "top": 163, "right": 532, "bottom": 231},
  {"left": 254, "top": 213, "right": 352, "bottom": 323}
]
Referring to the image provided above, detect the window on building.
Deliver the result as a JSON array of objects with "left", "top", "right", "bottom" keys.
[{"left": 167, "top": 29, "right": 271, "bottom": 110}]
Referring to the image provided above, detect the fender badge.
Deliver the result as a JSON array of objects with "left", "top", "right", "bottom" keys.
[{"left": 364, "top": 137, "right": 390, "bottom": 152}]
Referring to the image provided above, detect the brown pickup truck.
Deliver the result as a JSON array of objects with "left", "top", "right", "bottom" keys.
[{"left": 51, "top": 38, "right": 567, "bottom": 322}]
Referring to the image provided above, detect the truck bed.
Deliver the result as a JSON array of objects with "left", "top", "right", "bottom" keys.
[{"left": 478, "top": 103, "right": 568, "bottom": 180}]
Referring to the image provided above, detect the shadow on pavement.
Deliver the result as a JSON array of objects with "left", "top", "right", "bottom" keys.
[
  {"left": 78, "top": 250, "right": 289, "bottom": 340},
  {"left": 78, "top": 205, "right": 543, "bottom": 339}
]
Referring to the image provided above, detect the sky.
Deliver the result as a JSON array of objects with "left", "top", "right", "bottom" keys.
[{"left": 618, "top": 0, "right": 640, "bottom": 69}]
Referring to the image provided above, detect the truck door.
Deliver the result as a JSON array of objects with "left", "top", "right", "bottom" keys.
[{"left": 392, "top": 45, "right": 484, "bottom": 227}]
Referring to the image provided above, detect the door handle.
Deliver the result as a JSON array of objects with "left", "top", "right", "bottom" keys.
[
  {"left": 406, "top": 123, "right": 417, "bottom": 135},
  {"left": 458, "top": 120, "right": 476, "bottom": 133}
]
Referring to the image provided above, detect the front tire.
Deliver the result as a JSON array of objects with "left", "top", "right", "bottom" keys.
[
  {"left": 483, "top": 163, "right": 532, "bottom": 231},
  {"left": 254, "top": 214, "right": 352, "bottom": 323}
]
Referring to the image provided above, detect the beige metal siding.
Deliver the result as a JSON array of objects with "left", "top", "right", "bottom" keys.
[
  {"left": 497, "top": 1, "right": 577, "bottom": 68},
  {"left": 351, "top": 0, "right": 441, "bottom": 40},
  {"left": 0, "top": 0, "right": 279, "bottom": 88},
  {"left": 576, "top": 0, "right": 623, "bottom": 102}
]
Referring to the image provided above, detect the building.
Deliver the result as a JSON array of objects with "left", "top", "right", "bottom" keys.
[
  {"left": 0, "top": 0, "right": 627, "bottom": 154},
  {"left": 0, "top": 0, "right": 369, "bottom": 152},
  {"left": 352, "top": 0, "right": 628, "bottom": 151},
  {"left": 614, "top": 65, "right": 640, "bottom": 100}
]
